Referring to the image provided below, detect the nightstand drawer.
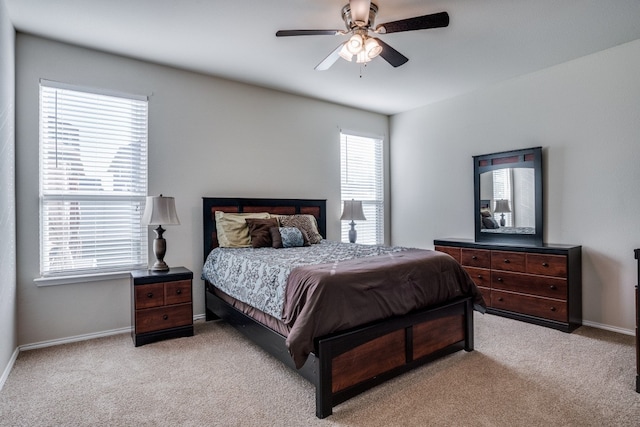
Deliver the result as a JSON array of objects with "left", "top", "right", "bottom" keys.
[
  {"left": 165, "top": 280, "right": 192, "bottom": 305},
  {"left": 492, "top": 290, "right": 566, "bottom": 322},
  {"left": 134, "top": 283, "right": 164, "bottom": 309},
  {"left": 135, "top": 304, "right": 193, "bottom": 334}
]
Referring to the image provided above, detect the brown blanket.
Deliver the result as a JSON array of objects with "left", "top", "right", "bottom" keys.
[{"left": 283, "top": 249, "right": 485, "bottom": 368}]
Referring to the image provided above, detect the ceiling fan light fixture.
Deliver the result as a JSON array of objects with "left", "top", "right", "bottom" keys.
[
  {"left": 346, "top": 34, "right": 364, "bottom": 54},
  {"left": 339, "top": 43, "right": 354, "bottom": 61},
  {"left": 356, "top": 49, "right": 371, "bottom": 64},
  {"left": 364, "top": 37, "right": 382, "bottom": 59}
]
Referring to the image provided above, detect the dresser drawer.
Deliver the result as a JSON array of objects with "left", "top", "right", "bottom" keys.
[
  {"left": 461, "top": 249, "right": 491, "bottom": 268},
  {"left": 492, "top": 290, "right": 567, "bottom": 322},
  {"left": 492, "top": 271, "right": 567, "bottom": 300},
  {"left": 476, "top": 286, "right": 491, "bottom": 306},
  {"left": 464, "top": 267, "right": 491, "bottom": 288},
  {"left": 435, "top": 246, "right": 461, "bottom": 263},
  {"left": 491, "top": 250, "right": 526, "bottom": 273},
  {"left": 526, "top": 254, "right": 567, "bottom": 278},
  {"left": 493, "top": 271, "right": 568, "bottom": 300},
  {"left": 135, "top": 304, "right": 193, "bottom": 334},
  {"left": 165, "top": 280, "right": 192, "bottom": 305},
  {"left": 134, "top": 283, "right": 165, "bottom": 309}
]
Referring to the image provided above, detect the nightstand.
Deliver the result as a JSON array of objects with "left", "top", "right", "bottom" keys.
[{"left": 130, "top": 266, "right": 194, "bottom": 346}]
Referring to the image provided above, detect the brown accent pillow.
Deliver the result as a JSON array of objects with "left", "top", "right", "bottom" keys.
[
  {"left": 245, "top": 218, "right": 279, "bottom": 248},
  {"left": 278, "top": 214, "right": 322, "bottom": 244},
  {"left": 270, "top": 226, "right": 310, "bottom": 248}
]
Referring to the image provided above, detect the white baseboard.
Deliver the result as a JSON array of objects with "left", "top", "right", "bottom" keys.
[
  {"left": 0, "top": 347, "right": 20, "bottom": 392},
  {"left": 19, "top": 314, "right": 207, "bottom": 352},
  {"left": 581, "top": 320, "right": 634, "bottom": 336},
  {"left": 19, "top": 326, "right": 133, "bottom": 352}
]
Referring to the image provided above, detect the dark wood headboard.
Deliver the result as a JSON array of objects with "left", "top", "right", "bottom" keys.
[{"left": 202, "top": 197, "right": 327, "bottom": 259}]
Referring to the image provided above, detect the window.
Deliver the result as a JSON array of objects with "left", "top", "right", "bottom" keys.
[
  {"left": 340, "top": 132, "right": 384, "bottom": 244},
  {"left": 39, "top": 80, "right": 148, "bottom": 277}
]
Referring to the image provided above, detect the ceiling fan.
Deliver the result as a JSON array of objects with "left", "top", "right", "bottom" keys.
[{"left": 275, "top": 0, "right": 449, "bottom": 70}]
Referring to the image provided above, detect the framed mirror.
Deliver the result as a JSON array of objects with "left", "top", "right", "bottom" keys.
[{"left": 474, "top": 147, "right": 543, "bottom": 246}]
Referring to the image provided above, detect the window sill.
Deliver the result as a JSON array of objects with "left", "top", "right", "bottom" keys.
[{"left": 34, "top": 270, "right": 133, "bottom": 287}]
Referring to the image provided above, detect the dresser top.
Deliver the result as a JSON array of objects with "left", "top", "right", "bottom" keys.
[{"left": 434, "top": 238, "right": 581, "bottom": 255}]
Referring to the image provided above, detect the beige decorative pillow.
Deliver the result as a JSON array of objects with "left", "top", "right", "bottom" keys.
[
  {"left": 215, "top": 211, "right": 270, "bottom": 247},
  {"left": 278, "top": 214, "right": 323, "bottom": 244}
]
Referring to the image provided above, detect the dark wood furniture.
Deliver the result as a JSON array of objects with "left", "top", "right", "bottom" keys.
[
  {"left": 635, "top": 249, "right": 639, "bottom": 393},
  {"left": 131, "top": 267, "right": 194, "bottom": 346},
  {"left": 474, "top": 147, "right": 544, "bottom": 246},
  {"left": 435, "top": 239, "right": 581, "bottom": 332},
  {"left": 203, "top": 197, "right": 476, "bottom": 418}
]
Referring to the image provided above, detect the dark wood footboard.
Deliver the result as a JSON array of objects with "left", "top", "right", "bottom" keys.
[{"left": 206, "top": 284, "right": 473, "bottom": 418}]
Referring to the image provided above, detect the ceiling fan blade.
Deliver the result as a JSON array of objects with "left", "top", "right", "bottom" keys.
[
  {"left": 373, "top": 38, "right": 409, "bottom": 67},
  {"left": 349, "top": 0, "right": 371, "bottom": 25},
  {"left": 276, "top": 29, "right": 341, "bottom": 37},
  {"left": 315, "top": 43, "right": 345, "bottom": 71},
  {"left": 376, "top": 11, "right": 449, "bottom": 34}
]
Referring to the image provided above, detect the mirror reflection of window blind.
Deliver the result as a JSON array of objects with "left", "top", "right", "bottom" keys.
[
  {"left": 492, "top": 168, "right": 513, "bottom": 227},
  {"left": 340, "top": 133, "right": 384, "bottom": 244},
  {"left": 39, "top": 80, "right": 148, "bottom": 276}
]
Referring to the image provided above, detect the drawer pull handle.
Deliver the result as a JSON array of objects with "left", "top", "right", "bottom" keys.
[
  {"left": 542, "top": 262, "right": 549, "bottom": 267},
  {"left": 472, "top": 256, "right": 478, "bottom": 260},
  {"left": 504, "top": 259, "right": 510, "bottom": 264},
  {"left": 498, "top": 297, "right": 504, "bottom": 302},
  {"left": 146, "top": 293, "right": 153, "bottom": 298},
  {"left": 477, "top": 275, "right": 483, "bottom": 279},
  {"left": 497, "top": 277, "right": 503, "bottom": 282},
  {"left": 549, "top": 285, "right": 557, "bottom": 290},
  {"left": 550, "top": 307, "right": 556, "bottom": 312},
  {"left": 176, "top": 289, "right": 182, "bottom": 295},
  {"left": 163, "top": 314, "right": 169, "bottom": 320}
]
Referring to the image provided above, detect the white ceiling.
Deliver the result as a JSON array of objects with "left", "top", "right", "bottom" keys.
[{"left": 6, "top": 0, "right": 640, "bottom": 115}]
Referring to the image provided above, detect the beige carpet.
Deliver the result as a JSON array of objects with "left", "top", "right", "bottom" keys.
[{"left": 0, "top": 314, "right": 638, "bottom": 426}]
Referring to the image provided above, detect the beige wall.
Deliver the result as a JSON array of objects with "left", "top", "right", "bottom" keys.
[
  {"left": 15, "top": 34, "right": 389, "bottom": 346},
  {"left": 0, "top": 0, "right": 17, "bottom": 386},
  {"left": 390, "top": 39, "right": 640, "bottom": 333}
]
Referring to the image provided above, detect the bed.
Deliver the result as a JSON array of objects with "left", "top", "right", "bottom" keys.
[{"left": 202, "top": 197, "right": 484, "bottom": 418}]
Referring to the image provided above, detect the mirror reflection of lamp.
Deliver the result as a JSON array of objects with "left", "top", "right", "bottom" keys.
[
  {"left": 340, "top": 199, "right": 366, "bottom": 243},
  {"left": 494, "top": 199, "right": 511, "bottom": 227}
]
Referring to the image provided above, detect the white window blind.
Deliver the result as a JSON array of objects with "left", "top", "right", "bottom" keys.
[
  {"left": 340, "top": 132, "right": 384, "bottom": 244},
  {"left": 39, "top": 81, "right": 148, "bottom": 277}
]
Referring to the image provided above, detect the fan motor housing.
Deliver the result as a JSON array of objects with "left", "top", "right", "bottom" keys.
[{"left": 341, "top": 2, "right": 378, "bottom": 30}]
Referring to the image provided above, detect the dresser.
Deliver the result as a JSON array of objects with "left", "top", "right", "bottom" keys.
[
  {"left": 434, "top": 239, "right": 582, "bottom": 332},
  {"left": 635, "top": 249, "right": 639, "bottom": 393},
  {"left": 130, "top": 267, "right": 194, "bottom": 346}
]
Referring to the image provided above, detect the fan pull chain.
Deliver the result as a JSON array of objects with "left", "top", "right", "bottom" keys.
[{"left": 359, "top": 62, "right": 367, "bottom": 78}]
